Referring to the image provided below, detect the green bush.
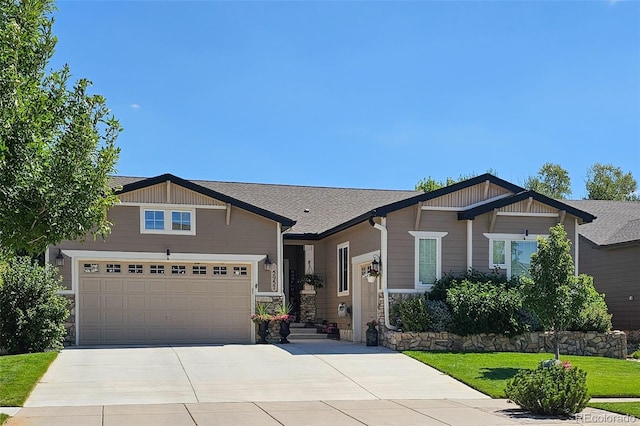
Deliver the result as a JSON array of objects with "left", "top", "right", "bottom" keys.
[
  {"left": 569, "top": 281, "right": 612, "bottom": 332},
  {"left": 424, "top": 300, "right": 452, "bottom": 332},
  {"left": 0, "top": 257, "right": 69, "bottom": 354},
  {"left": 631, "top": 350, "right": 640, "bottom": 359},
  {"left": 446, "top": 280, "right": 526, "bottom": 336},
  {"left": 429, "top": 269, "right": 511, "bottom": 301},
  {"left": 394, "top": 296, "right": 430, "bottom": 332},
  {"left": 506, "top": 363, "right": 590, "bottom": 415}
]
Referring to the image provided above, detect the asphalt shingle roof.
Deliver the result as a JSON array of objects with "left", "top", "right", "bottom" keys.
[
  {"left": 563, "top": 200, "right": 640, "bottom": 246},
  {"left": 110, "top": 176, "right": 420, "bottom": 235}
]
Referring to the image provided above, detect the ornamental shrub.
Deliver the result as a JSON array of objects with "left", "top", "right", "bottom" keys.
[
  {"left": 429, "top": 269, "right": 510, "bottom": 301},
  {"left": 506, "top": 363, "right": 590, "bottom": 416},
  {"left": 424, "top": 300, "right": 452, "bottom": 332},
  {"left": 446, "top": 280, "right": 526, "bottom": 336},
  {"left": 568, "top": 278, "right": 612, "bottom": 332},
  {"left": 393, "top": 296, "right": 430, "bottom": 332},
  {"left": 0, "top": 257, "right": 69, "bottom": 354}
]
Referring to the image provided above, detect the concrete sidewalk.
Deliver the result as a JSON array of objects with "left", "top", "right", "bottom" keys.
[{"left": 5, "top": 399, "right": 635, "bottom": 425}]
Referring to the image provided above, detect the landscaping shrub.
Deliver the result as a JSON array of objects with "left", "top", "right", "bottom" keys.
[
  {"left": 429, "top": 268, "right": 510, "bottom": 301},
  {"left": 446, "top": 279, "right": 526, "bottom": 336},
  {"left": 0, "top": 257, "right": 69, "bottom": 354},
  {"left": 506, "top": 361, "right": 590, "bottom": 416},
  {"left": 424, "top": 300, "right": 452, "bottom": 332},
  {"left": 568, "top": 282, "right": 612, "bottom": 333},
  {"left": 393, "top": 296, "right": 430, "bottom": 332}
]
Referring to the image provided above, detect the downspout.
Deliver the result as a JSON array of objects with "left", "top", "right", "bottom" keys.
[{"left": 369, "top": 214, "right": 397, "bottom": 331}]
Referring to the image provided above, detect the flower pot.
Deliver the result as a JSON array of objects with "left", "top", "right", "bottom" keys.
[
  {"left": 366, "top": 327, "right": 378, "bottom": 346},
  {"left": 279, "top": 321, "right": 291, "bottom": 344},
  {"left": 257, "top": 320, "right": 270, "bottom": 344}
]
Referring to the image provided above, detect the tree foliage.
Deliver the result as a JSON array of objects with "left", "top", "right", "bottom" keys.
[
  {"left": 415, "top": 169, "right": 498, "bottom": 193},
  {"left": 521, "top": 224, "right": 598, "bottom": 360},
  {"left": 585, "top": 163, "right": 639, "bottom": 201},
  {"left": 524, "top": 163, "right": 571, "bottom": 199},
  {"left": 0, "top": 0, "right": 121, "bottom": 255},
  {"left": 0, "top": 256, "right": 69, "bottom": 354}
]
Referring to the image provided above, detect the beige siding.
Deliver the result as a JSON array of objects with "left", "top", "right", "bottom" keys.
[
  {"left": 387, "top": 209, "right": 466, "bottom": 290},
  {"left": 422, "top": 181, "right": 512, "bottom": 208},
  {"left": 579, "top": 239, "right": 640, "bottom": 330},
  {"left": 118, "top": 182, "right": 226, "bottom": 206},
  {"left": 50, "top": 205, "right": 278, "bottom": 293},
  {"left": 499, "top": 199, "right": 559, "bottom": 214},
  {"left": 318, "top": 222, "right": 380, "bottom": 329}
]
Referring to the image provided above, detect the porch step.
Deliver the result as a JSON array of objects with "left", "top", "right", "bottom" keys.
[{"left": 286, "top": 323, "right": 326, "bottom": 340}]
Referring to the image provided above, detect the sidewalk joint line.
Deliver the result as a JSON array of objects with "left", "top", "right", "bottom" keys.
[{"left": 170, "top": 346, "right": 200, "bottom": 403}]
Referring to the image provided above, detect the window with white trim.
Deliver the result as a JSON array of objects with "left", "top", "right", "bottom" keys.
[
  {"left": 485, "top": 233, "right": 545, "bottom": 279},
  {"left": 140, "top": 208, "right": 195, "bottom": 235},
  {"left": 337, "top": 242, "right": 349, "bottom": 295},
  {"left": 409, "top": 231, "right": 448, "bottom": 288}
]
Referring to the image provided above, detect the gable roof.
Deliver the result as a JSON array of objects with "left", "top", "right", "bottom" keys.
[
  {"left": 563, "top": 200, "right": 640, "bottom": 247},
  {"left": 458, "top": 190, "right": 596, "bottom": 224},
  {"left": 110, "top": 173, "right": 596, "bottom": 238}
]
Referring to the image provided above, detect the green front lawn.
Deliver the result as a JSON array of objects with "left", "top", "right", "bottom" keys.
[
  {"left": 0, "top": 352, "right": 58, "bottom": 406},
  {"left": 0, "top": 414, "right": 8, "bottom": 425},
  {"left": 405, "top": 351, "right": 640, "bottom": 398},
  {"left": 589, "top": 402, "right": 640, "bottom": 419}
]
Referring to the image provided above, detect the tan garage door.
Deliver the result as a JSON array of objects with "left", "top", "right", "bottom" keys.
[{"left": 78, "top": 261, "right": 252, "bottom": 345}]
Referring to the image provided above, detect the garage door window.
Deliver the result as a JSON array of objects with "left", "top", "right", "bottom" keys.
[
  {"left": 106, "top": 264, "right": 121, "bottom": 273},
  {"left": 150, "top": 265, "right": 165, "bottom": 274},
  {"left": 84, "top": 263, "right": 99, "bottom": 273},
  {"left": 172, "top": 265, "right": 186, "bottom": 274},
  {"left": 213, "top": 266, "right": 227, "bottom": 275},
  {"left": 192, "top": 265, "right": 207, "bottom": 274},
  {"left": 128, "top": 264, "right": 143, "bottom": 274}
]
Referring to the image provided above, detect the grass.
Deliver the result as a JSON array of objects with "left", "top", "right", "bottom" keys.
[
  {"left": 588, "top": 402, "right": 640, "bottom": 419},
  {"left": 0, "top": 414, "right": 7, "bottom": 425},
  {"left": 0, "top": 352, "right": 58, "bottom": 406},
  {"left": 405, "top": 351, "right": 640, "bottom": 398}
]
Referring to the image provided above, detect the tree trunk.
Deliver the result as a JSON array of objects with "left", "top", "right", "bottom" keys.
[{"left": 553, "top": 329, "right": 560, "bottom": 360}]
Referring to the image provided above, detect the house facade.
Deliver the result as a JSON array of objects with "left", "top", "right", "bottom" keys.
[
  {"left": 48, "top": 174, "right": 595, "bottom": 346},
  {"left": 564, "top": 200, "right": 640, "bottom": 331}
]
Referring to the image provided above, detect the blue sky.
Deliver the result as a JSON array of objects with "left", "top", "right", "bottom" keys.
[{"left": 51, "top": 0, "right": 639, "bottom": 199}]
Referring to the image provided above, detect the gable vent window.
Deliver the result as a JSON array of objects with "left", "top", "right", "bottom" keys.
[
  {"left": 128, "top": 264, "right": 143, "bottom": 274},
  {"left": 140, "top": 208, "right": 195, "bottom": 235},
  {"left": 171, "top": 265, "right": 186, "bottom": 275},
  {"left": 149, "top": 265, "right": 165, "bottom": 274},
  {"left": 84, "top": 263, "right": 99, "bottom": 273},
  {"left": 192, "top": 265, "right": 207, "bottom": 275},
  {"left": 213, "top": 266, "right": 227, "bottom": 275},
  {"left": 106, "top": 264, "right": 121, "bottom": 273},
  {"left": 233, "top": 266, "right": 248, "bottom": 276}
]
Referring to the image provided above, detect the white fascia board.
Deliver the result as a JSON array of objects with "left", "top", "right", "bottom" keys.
[{"left": 61, "top": 250, "right": 265, "bottom": 263}]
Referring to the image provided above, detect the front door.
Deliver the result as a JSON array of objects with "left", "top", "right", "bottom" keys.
[{"left": 354, "top": 262, "right": 378, "bottom": 342}]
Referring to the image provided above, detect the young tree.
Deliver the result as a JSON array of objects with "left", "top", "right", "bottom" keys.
[
  {"left": 585, "top": 163, "right": 639, "bottom": 201},
  {"left": 521, "top": 224, "right": 594, "bottom": 360},
  {"left": 524, "top": 163, "right": 571, "bottom": 199},
  {"left": 0, "top": 0, "right": 121, "bottom": 256}
]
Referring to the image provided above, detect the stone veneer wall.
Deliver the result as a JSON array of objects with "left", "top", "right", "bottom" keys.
[
  {"left": 63, "top": 294, "right": 75, "bottom": 346},
  {"left": 255, "top": 295, "right": 284, "bottom": 343},
  {"left": 299, "top": 288, "right": 316, "bottom": 324},
  {"left": 381, "top": 330, "right": 627, "bottom": 359}
]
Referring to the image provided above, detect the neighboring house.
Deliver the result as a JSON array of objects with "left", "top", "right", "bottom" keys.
[
  {"left": 48, "top": 173, "right": 595, "bottom": 346},
  {"left": 564, "top": 200, "right": 640, "bottom": 331}
]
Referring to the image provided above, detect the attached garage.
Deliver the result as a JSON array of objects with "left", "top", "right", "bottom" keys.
[{"left": 77, "top": 261, "right": 252, "bottom": 345}]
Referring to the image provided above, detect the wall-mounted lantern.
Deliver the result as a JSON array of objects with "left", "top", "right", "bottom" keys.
[{"left": 55, "top": 249, "right": 65, "bottom": 267}]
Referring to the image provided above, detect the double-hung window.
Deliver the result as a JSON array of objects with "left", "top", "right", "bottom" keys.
[
  {"left": 485, "top": 233, "right": 544, "bottom": 279},
  {"left": 409, "top": 231, "right": 448, "bottom": 289},
  {"left": 141, "top": 207, "right": 195, "bottom": 235},
  {"left": 337, "top": 242, "right": 349, "bottom": 295}
]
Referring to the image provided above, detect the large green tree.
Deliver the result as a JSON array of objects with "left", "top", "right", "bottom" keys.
[
  {"left": 585, "top": 163, "right": 639, "bottom": 201},
  {"left": 521, "top": 224, "right": 599, "bottom": 360},
  {"left": 0, "top": 0, "right": 121, "bottom": 255},
  {"left": 524, "top": 163, "right": 571, "bottom": 199}
]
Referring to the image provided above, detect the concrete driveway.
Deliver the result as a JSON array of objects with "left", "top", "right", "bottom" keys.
[{"left": 25, "top": 340, "right": 487, "bottom": 407}]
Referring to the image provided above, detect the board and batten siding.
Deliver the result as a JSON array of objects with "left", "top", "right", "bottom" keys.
[
  {"left": 319, "top": 221, "right": 380, "bottom": 329},
  {"left": 578, "top": 239, "right": 640, "bottom": 330},
  {"left": 51, "top": 205, "right": 278, "bottom": 293}
]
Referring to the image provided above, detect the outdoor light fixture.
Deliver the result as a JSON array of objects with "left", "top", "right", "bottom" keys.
[
  {"left": 264, "top": 255, "right": 273, "bottom": 271},
  {"left": 55, "top": 249, "right": 64, "bottom": 267},
  {"left": 370, "top": 255, "right": 380, "bottom": 275},
  {"left": 166, "top": 249, "right": 170, "bottom": 260},
  {"left": 525, "top": 229, "right": 529, "bottom": 237},
  {"left": 630, "top": 295, "right": 634, "bottom": 301}
]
